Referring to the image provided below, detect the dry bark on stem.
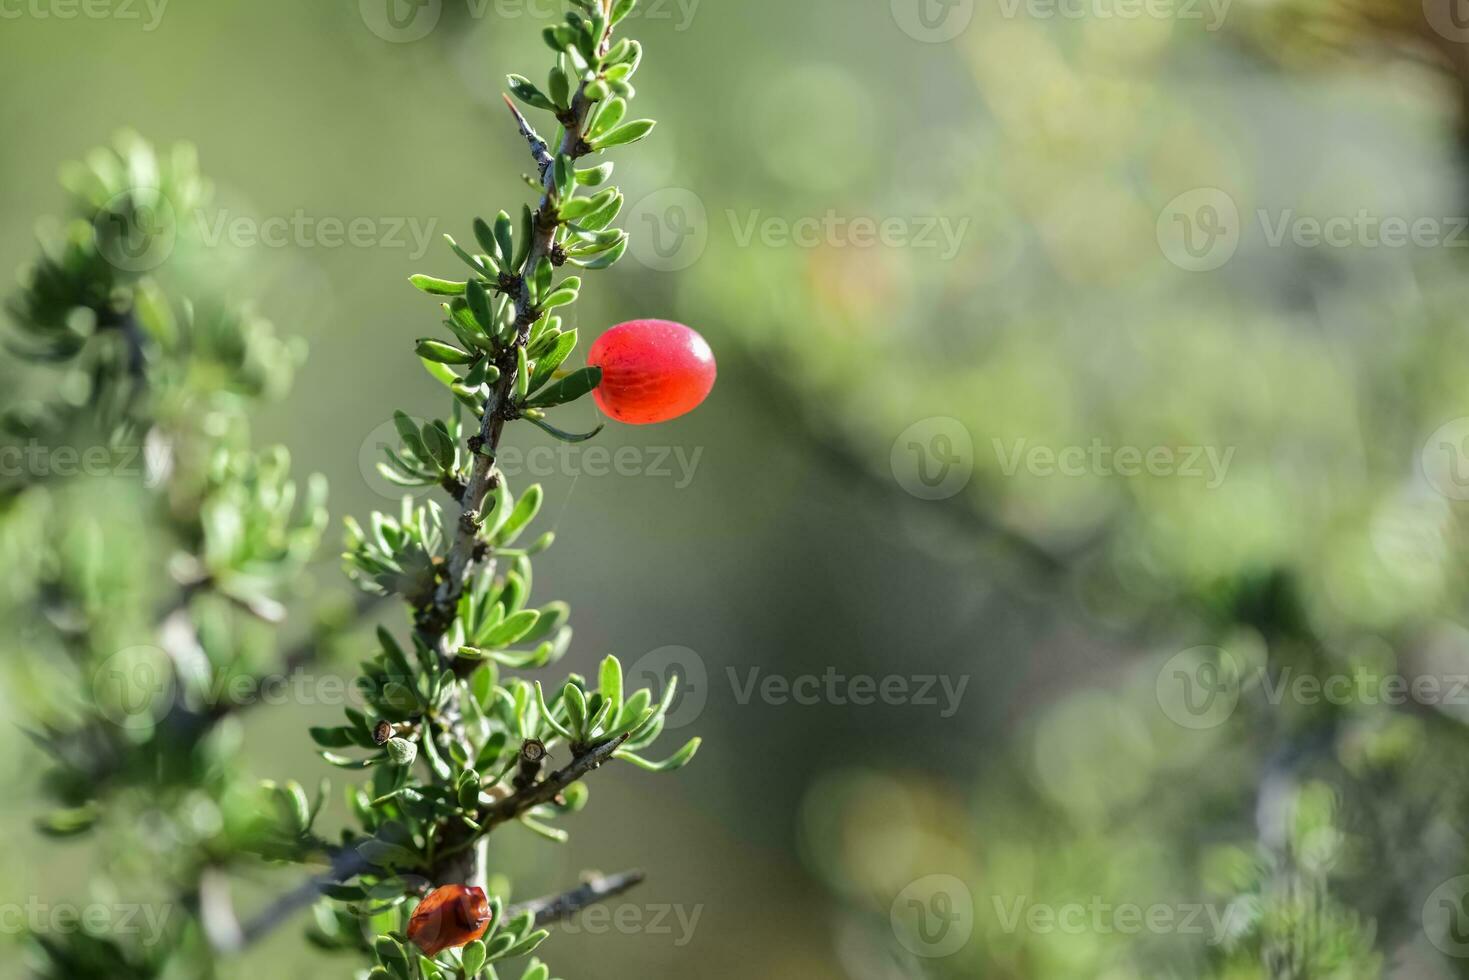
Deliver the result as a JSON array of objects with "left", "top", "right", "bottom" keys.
[{"left": 507, "top": 870, "right": 646, "bottom": 927}]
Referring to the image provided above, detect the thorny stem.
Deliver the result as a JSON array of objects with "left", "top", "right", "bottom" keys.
[
  {"left": 420, "top": 3, "right": 618, "bottom": 892},
  {"left": 419, "top": 11, "right": 616, "bottom": 655}
]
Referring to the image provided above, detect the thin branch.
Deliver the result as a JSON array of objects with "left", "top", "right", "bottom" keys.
[
  {"left": 506, "top": 870, "right": 645, "bottom": 927},
  {"left": 239, "top": 849, "right": 365, "bottom": 949},
  {"left": 503, "top": 93, "right": 554, "bottom": 177},
  {"left": 240, "top": 735, "right": 631, "bottom": 948},
  {"left": 421, "top": 16, "right": 617, "bottom": 652},
  {"left": 417, "top": 17, "right": 619, "bottom": 888},
  {"left": 482, "top": 733, "right": 629, "bottom": 827}
]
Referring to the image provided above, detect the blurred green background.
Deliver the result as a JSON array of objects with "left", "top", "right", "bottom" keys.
[{"left": 10, "top": 0, "right": 1469, "bottom": 976}]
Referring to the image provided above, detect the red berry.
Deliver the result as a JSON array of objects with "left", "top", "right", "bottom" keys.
[
  {"left": 407, "top": 884, "right": 492, "bottom": 956},
  {"left": 587, "top": 319, "right": 716, "bottom": 425}
]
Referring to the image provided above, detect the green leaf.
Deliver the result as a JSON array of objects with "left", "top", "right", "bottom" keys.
[
  {"left": 497, "top": 484, "right": 543, "bottom": 544},
  {"left": 445, "top": 233, "right": 497, "bottom": 275},
  {"left": 409, "top": 274, "right": 466, "bottom": 296},
  {"left": 462, "top": 940, "right": 487, "bottom": 975},
  {"left": 528, "top": 330, "right": 578, "bottom": 392},
  {"left": 508, "top": 74, "right": 556, "bottom": 111},
  {"left": 466, "top": 279, "right": 495, "bottom": 333},
  {"left": 554, "top": 154, "right": 575, "bottom": 201},
  {"left": 525, "top": 416, "right": 604, "bottom": 444},
  {"left": 309, "top": 726, "right": 355, "bottom": 749},
  {"left": 278, "top": 781, "right": 311, "bottom": 833},
  {"left": 420, "top": 356, "right": 461, "bottom": 389},
  {"left": 594, "top": 119, "right": 656, "bottom": 149},
  {"left": 516, "top": 344, "right": 530, "bottom": 402},
  {"left": 500, "top": 929, "right": 550, "bottom": 960},
  {"left": 420, "top": 421, "right": 455, "bottom": 471},
  {"left": 590, "top": 98, "right": 627, "bottom": 138},
  {"left": 482, "top": 609, "right": 540, "bottom": 647},
  {"left": 473, "top": 217, "right": 501, "bottom": 261},
  {"left": 564, "top": 682, "right": 588, "bottom": 736},
  {"left": 519, "top": 815, "right": 569, "bottom": 843},
  {"left": 534, "top": 681, "right": 575, "bottom": 740},
  {"left": 375, "top": 936, "right": 412, "bottom": 978},
  {"left": 360, "top": 839, "right": 421, "bottom": 869},
  {"left": 571, "top": 236, "right": 626, "bottom": 270},
  {"left": 616, "top": 737, "right": 702, "bottom": 772},
  {"left": 575, "top": 191, "right": 623, "bottom": 231},
  {"left": 600, "top": 654, "right": 624, "bottom": 712},
  {"left": 576, "top": 162, "right": 615, "bottom": 186},
  {"left": 517, "top": 601, "right": 568, "bottom": 643},
  {"left": 494, "top": 211, "right": 515, "bottom": 269},
  {"left": 515, "top": 204, "right": 535, "bottom": 271},
  {"left": 526, "top": 366, "right": 600, "bottom": 408},
  {"left": 548, "top": 66, "right": 570, "bottom": 107},
  {"left": 36, "top": 804, "right": 99, "bottom": 838},
  {"left": 416, "top": 339, "right": 477, "bottom": 365}
]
